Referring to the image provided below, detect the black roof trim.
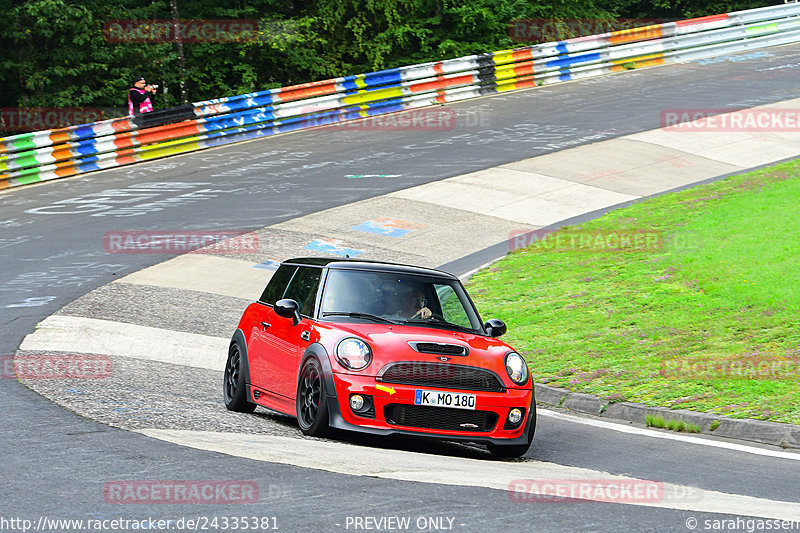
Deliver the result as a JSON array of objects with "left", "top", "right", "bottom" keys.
[
  {"left": 282, "top": 257, "right": 457, "bottom": 279},
  {"left": 282, "top": 257, "right": 337, "bottom": 267}
]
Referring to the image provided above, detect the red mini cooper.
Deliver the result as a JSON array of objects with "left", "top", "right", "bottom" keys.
[{"left": 224, "top": 257, "right": 535, "bottom": 457}]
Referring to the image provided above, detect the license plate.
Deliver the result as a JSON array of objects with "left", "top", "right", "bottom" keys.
[{"left": 414, "top": 389, "right": 476, "bottom": 410}]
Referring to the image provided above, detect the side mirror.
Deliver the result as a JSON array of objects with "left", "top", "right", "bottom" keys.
[
  {"left": 274, "top": 299, "right": 302, "bottom": 326},
  {"left": 484, "top": 318, "right": 507, "bottom": 338}
]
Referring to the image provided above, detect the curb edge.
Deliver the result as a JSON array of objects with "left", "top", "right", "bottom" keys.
[{"left": 534, "top": 383, "right": 800, "bottom": 449}]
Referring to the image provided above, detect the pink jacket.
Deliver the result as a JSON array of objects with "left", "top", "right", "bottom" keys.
[{"left": 128, "top": 88, "right": 153, "bottom": 116}]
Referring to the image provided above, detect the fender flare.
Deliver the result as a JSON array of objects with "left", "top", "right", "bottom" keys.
[
  {"left": 230, "top": 329, "right": 253, "bottom": 397},
  {"left": 524, "top": 393, "right": 537, "bottom": 445},
  {"left": 298, "top": 343, "right": 345, "bottom": 426},
  {"left": 298, "top": 343, "right": 338, "bottom": 398}
]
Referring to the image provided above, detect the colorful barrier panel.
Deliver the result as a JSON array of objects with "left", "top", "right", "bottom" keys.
[{"left": 3, "top": 3, "right": 800, "bottom": 190}]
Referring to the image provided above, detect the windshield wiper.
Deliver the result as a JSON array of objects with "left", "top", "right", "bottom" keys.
[
  {"left": 401, "top": 318, "right": 476, "bottom": 333},
  {"left": 322, "top": 312, "right": 399, "bottom": 325}
]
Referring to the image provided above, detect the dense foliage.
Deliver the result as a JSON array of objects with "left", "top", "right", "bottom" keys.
[{"left": 0, "top": 0, "right": 772, "bottom": 112}]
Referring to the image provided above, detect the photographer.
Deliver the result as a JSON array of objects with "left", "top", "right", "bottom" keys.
[{"left": 128, "top": 76, "right": 158, "bottom": 116}]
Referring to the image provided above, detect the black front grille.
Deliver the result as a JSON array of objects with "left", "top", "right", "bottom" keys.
[
  {"left": 384, "top": 404, "right": 498, "bottom": 432},
  {"left": 379, "top": 362, "right": 505, "bottom": 392},
  {"left": 411, "top": 342, "right": 468, "bottom": 356},
  {"left": 355, "top": 404, "right": 375, "bottom": 419}
]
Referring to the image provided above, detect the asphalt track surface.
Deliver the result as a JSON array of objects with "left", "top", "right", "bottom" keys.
[{"left": 2, "top": 45, "right": 800, "bottom": 532}]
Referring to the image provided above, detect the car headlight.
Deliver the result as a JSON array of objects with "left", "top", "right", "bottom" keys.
[
  {"left": 335, "top": 338, "right": 372, "bottom": 370},
  {"left": 505, "top": 352, "right": 529, "bottom": 385}
]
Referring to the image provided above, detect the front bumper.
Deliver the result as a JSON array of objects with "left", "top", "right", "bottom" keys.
[{"left": 326, "top": 371, "right": 536, "bottom": 446}]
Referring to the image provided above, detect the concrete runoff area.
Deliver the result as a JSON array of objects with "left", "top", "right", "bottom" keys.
[
  {"left": 20, "top": 315, "right": 229, "bottom": 371},
  {"left": 387, "top": 168, "right": 638, "bottom": 226},
  {"left": 503, "top": 138, "right": 743, "bottom": 197},
  {"left": 115, "top": 254, "right": 271, "bottom": 300}
]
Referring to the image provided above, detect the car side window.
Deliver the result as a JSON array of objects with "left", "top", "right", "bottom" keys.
[
  {"left": 259, "top": 265, "right": 296, "bottom": 305},
  {"left": 436, "top": 284, "right": 472, "bottom": 329},
  {"left": 282, "top": 266, "right": 322, "bottom": 316}
]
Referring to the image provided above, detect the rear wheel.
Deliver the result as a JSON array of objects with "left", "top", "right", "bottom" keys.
[
  {"left": 296, "top": 358, "right": 329, "bottom": 437},
  {"left": 223, "top": 340, "right": 256, "bottom": 413}
]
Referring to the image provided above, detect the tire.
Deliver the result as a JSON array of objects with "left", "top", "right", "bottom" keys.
[
  {"left": 223, "top": 340, "right": 257, "bottom": 413},
  {"left": 296, "top": 357, "right": 330, "bottom": 437},
  {"left": 487, "top": 403, "right": 536, "bottom": 458}
]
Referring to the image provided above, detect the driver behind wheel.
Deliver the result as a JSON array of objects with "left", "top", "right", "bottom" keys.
[
  {"left": 385, "top": 284, "right": 432, "bottom": 319},
  {"left": 409, "top": 290, "right": 433, "bottom": 319}
]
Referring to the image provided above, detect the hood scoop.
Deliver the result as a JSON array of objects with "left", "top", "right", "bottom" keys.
[{"left": 408, "top": 341, "right": 469, "bottom": 357}]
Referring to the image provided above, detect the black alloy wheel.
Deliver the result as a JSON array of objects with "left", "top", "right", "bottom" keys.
[
  {"left": 223, "top": 341, "right": 256, "bottom": 413},
  {"left": 296, "top": 358, "right": 329, "bottom": 436}
]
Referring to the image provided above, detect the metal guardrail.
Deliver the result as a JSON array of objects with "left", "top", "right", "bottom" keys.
[{"left": 2, "top": 2, "right": 800, "bottom": 190}]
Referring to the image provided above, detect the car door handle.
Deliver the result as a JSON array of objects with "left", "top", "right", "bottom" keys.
[
  {"left": 260, "top": 321, "right": 271, "bottom": 329},
  {"left": 300, "top": 331, "right": 311, "bottom": 341}
]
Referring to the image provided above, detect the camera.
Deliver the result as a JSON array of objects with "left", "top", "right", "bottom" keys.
[{"left": 149, "top": 84, "right": 159, "bottom": 90}]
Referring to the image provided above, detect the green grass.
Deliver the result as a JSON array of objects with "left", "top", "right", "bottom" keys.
[
  {"left": 645, "top": 415, "right": 701, "bottom": 433},
  {"left": 469, "top": 160, "right": 800, "bottom": 424}
]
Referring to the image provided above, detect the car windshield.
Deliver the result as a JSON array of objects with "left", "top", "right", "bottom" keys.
[{"left": 319, "top": 269, "right": 483, "bottom": 333}]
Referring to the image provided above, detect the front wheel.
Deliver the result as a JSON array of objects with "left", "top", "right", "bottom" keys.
[
  {"left": 296, "top": 358, "right": 330, "bottom": 437},
  {"left": 223, "top": 340, "right": 256, "bottom": 413}
]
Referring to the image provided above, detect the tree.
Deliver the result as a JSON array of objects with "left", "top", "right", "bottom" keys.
[{"left": 0, "top": 0, "right": 775, "bottom": 118}]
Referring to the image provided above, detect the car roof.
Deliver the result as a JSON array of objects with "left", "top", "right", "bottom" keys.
[{"left": 282, "top": 257, "right": 458, "bottom": 280}]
